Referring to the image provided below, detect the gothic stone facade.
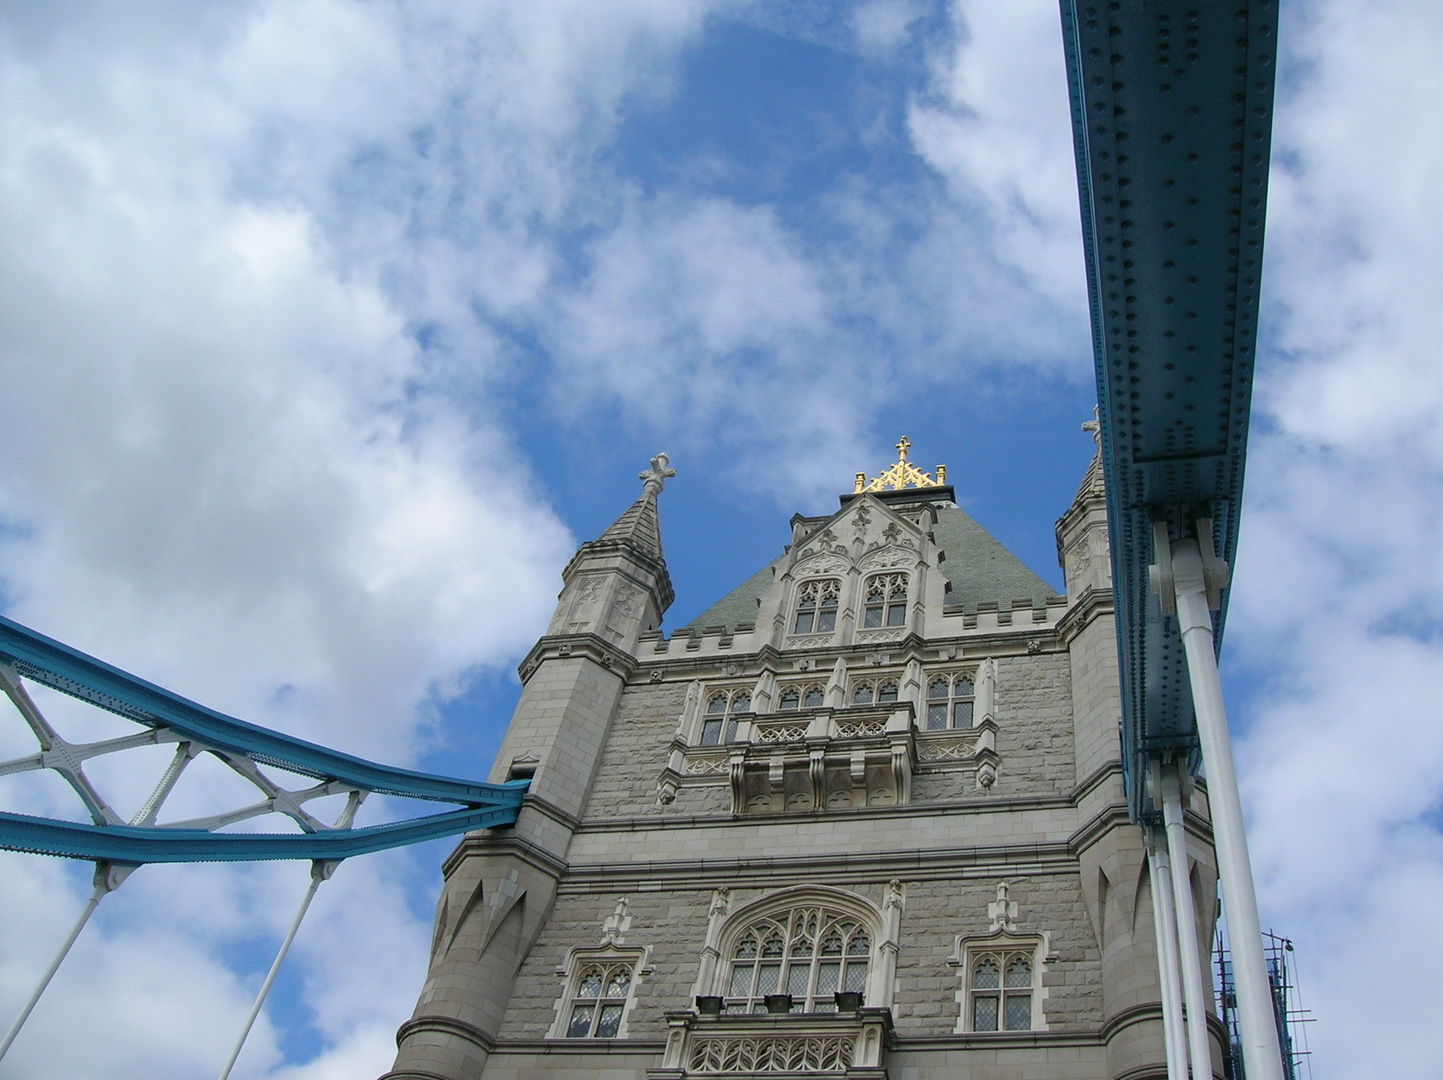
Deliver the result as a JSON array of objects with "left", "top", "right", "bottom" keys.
[{"left": 385, "top": 457, "right": 1224, "bottom": 1080}]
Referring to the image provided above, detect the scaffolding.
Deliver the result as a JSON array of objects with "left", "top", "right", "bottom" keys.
[{"left": 1215, "top": 930, "right": 1315, "bottom": 1080}]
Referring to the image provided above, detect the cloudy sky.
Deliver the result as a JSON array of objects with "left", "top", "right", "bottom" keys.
[{"left": 0, "top": 0, "right": 1437, "bottom": 1076}]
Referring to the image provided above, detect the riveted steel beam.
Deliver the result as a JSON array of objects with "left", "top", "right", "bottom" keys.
[
  {"left": 0, "top": 613, "right": 527, "bottom": 863},
  {"left": 1059, "top": 0, "right": 1277, "bottom": 817}
]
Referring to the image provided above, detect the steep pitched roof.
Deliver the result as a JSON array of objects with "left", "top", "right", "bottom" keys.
[
  {"left": 595, "top": 492, "right": 664, "bottom": 562},
  {"left": 682, "top": 502, "right": 1058, "bottom": 633}
]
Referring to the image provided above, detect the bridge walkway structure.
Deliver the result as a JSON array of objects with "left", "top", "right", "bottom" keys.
[{"left": 1058, "top": 0, "right": 1285, "bottom": 1078}]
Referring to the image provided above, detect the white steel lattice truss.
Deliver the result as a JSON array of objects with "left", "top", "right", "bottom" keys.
[{"left": 0, "top": 615, "right": 524, "bottom": 1076}]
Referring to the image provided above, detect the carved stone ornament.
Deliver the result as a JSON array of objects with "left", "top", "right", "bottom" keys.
[
  {"left": 794, "top": 553, "right": 850, "bottom": 576},
  {"left": 602, "top": 897, "right": 632, "bottom": 945},
  {"left": 640, "top": 451, "right": 677, "bottom": 496},
  {"left": 855, "top": 628, "right": 906, "bottom": 644},
  {"left": 858, "top": 545, "right": 914, "bottom": 571},
  {"left": 785, "top": 634, "right": 835, "bottom": 649},
  {"left": 987, "top": 882, "right": 1019, "bottom": 933}
]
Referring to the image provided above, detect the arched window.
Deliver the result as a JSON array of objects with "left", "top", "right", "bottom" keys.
[
  {"left": 850, "top": 679, "right": 900, "bottom": 706},
  {"left": 778, "top": 684, "right": 824, "bottom": 710},
  {"left": 701, "top": 688, "right": 752, "bottom": 745},
  {"left": 863, "top": 574, "right": 908, "bottom": 628},
  {"left": 968, "top": 950, "right": 1035, "bottom": 1031},
  {"left": 793, "top": 579, "right": 840, "bottom": 634},
  {"left": 926, "top": 675, "right": 975, "bottom": 730},
  {"left": 563, "top": 961, "right": 635, "bottom": 1038},
  {"left": 724, "top": 907, "right": 871, "bottom": 1014}
]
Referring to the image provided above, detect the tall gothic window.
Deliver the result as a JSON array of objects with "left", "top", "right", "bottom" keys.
[
  {"left": 701, "top": 688, "right": 752, "bottom": 745},
  {"left": 850, "top": 679, "right": 900, "bottom": 706},
  {"left": 793, "top": 579, "right": 840, "bottom": 634},
  {"left": 968, "top": 950, "right": 1034, "bottom": 1031},
  {"left": 926, "top": 675, "right": 975, "bottom": 730},
  {"left": 863, "top": 574, "right": 908, "bottom": 628},
  {"left": 562, "top": 960, "right": 636, "bottom": 1038},
  {"left": 725, "top": 907, "right": 871, "bottom": 1014}
]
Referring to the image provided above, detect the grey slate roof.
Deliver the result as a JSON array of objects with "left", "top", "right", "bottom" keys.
[
  {"left": 596, "top": 492, "right": 664, "bottom": 561},
  {"left": 682, "top": 503, "right": 1059, "bottom": 633}
]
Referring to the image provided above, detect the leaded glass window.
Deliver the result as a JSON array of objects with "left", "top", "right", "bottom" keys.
[
  {"left": 564, "top": 962, "right": 634, "bottom": 1038},
  {"left": 926, "top": 674, "right": 975, "bottom": 730},
  {"left": 968, "top": 950, "right": 1035, "bottom": 1031},
  {"left": 863, "top": 574, "right": 908, "bottom": 628},
  {"left": 777, "top": 684, "right": 825, "bottom": 711},
  {"left": 700, "top": 688, "right": 752, "bottom": 745},
  {"left": 725, "top": 908, "right": 872, "bottom": 1014},
  {"left": 851, "top": 679, "right": 900, "bottom": 706},
  {"left": 793, "top": 579, "right": 841, "bottom": 634}
]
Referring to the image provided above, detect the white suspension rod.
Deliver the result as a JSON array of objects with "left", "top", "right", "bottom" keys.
[
  {"left": 216, "top": 860, "right": 337, "bottom": 1080},
  {"left": 1160, "top": 764, "right": 1214, "bottom": 1079},
  {"left": 1148, "top": 825, "right": 1189, "bottom": 1080},
  {"left": 1170, "top": 538, "right": 1284, "bottom": 1080},
  {"left": 0, "top": 862, "right": 133, "bottom": 1063}
]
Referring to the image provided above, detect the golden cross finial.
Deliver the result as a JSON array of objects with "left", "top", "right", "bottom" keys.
[{"left": 853, "top": 437, "right": 946, "bottom": 493}]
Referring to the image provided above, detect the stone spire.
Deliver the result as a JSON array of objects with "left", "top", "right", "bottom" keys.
[
  {"left": 592, "top": 452, "right": 673, "bottom": 561},
  {"left": 546, "top": 453, "right": 676, "bottom": 649},
  {"left": 1057, "top": 411, "right": 1111, "bottom": 600}
]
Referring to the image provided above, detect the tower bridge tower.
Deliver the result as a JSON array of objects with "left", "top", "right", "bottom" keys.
[{"left": 385, "top": 443, "right": 1220, "bottom": 1080}]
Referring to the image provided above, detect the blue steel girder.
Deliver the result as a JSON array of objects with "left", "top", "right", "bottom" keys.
[
  {"left": 1058, "top": 0, "right": 1277, "bottom": 818},
  {"left": 0, "top": 613, "right": 526, "bottom": 862}
]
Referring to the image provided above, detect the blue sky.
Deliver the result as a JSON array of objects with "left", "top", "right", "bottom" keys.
[{"left": 1, "top": 1, "right": 1440, "bottom": 1077}]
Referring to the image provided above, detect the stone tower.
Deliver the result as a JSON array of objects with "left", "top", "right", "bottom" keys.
[{"left": 385, "top": 440, "right": 1221, "bottom": 1080}]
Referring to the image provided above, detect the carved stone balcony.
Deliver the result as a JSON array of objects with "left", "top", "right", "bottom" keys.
[
  {"left": 724, "top": 707, "right": 915, "bottom": 815},
  {"left": 650, "top": 1008, "right": 893, "bottom": 1079}
]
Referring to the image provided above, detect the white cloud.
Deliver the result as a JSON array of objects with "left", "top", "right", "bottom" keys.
[
  {"left": 852, "top": 0, "right": 927, "bottom": 58},
  {"left": 907, "top": 0, "right": 1086, "bottom": 313},
  {"left": 0, "top": 1, "right": 718, "bottom": 1075},
  {"left": 3, "top": 0, "right": 1437, "bottom": 1076}
]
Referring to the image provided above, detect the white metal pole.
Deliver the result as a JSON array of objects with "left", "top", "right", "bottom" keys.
[
  {"left": 216, "top": 860, "right": 336, "bottom": 1080},
  {"left": 1148, "top": 825, "right": 1189, "bottom": 1080},
  {"left": 1160, "top": 764, "right": 1213, "bottom": 1079},
  {"left": 1171, "top": 538, "right": 1284, "bottom": 1080},
  {"left": 0, "top": 862, "right": 133, "bottom": 1063}
]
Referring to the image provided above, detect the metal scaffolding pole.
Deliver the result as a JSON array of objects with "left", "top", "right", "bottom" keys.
[
  {"left": 1148, "top": 825, "right": 1189, "bottom": 1080},
  {"left": 1170, "top": 537, "right": 1284, "bottom": 1080}
]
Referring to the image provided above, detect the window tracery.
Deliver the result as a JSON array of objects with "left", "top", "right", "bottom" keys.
[
  {"left": 926, "top": 674, "right": 975, "bottom": 730},
  {"left": 850, "top": 678, "right": 900, "bottom": 706},
  {"left": 701, "top": 688, "right": 753, "bottom": 745},
  {"left": 862, "top": 574, "right": 908, "bottom": 628},
  {"left": 966, "top": 950, "right": 1035, "bottom": 1031},
  {"left": 723, "top": 907, "right": 871, "bottom": 1014},
  {"left": 551, "top": 944, "right": 649, "bottom": 1040},
  {"left": 777, "top": 684, "right": 825, "bottom": 711},
  {"left": 565, "top": 962, "right": 634, "bottom": 1037},
  {"left": 793, "top": 579, "right": 841, "bottom": 635}
]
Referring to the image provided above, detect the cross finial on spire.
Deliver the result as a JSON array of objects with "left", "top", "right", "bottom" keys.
[
  {"left": 895, "top": 435, "right": 912, "bottom": 461},
  {"left": 1081, "top": 406, "right": 1101, "bottom": 450},
  {"left": 639, "top": 452, "right": 676, "bottom": 496}
]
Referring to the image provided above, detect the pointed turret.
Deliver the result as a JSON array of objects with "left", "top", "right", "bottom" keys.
[
  {"left": 545, "top": 452, "right": 675, "bottom": 653},
  {"left": 1056, "top": 410, "right": 1112, "bottom": 602}
]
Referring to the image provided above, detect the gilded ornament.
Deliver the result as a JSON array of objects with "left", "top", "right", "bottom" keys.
[{"left": 854, "top": 436, "right": 947, "bottom": 492}]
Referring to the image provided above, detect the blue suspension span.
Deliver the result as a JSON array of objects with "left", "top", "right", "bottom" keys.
[
  {"left": 1058, "top": 0, "right": 1278, "bottom": 820},
  {"left": 0, "top": 612, "right": 527, "bottom": 864}
]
